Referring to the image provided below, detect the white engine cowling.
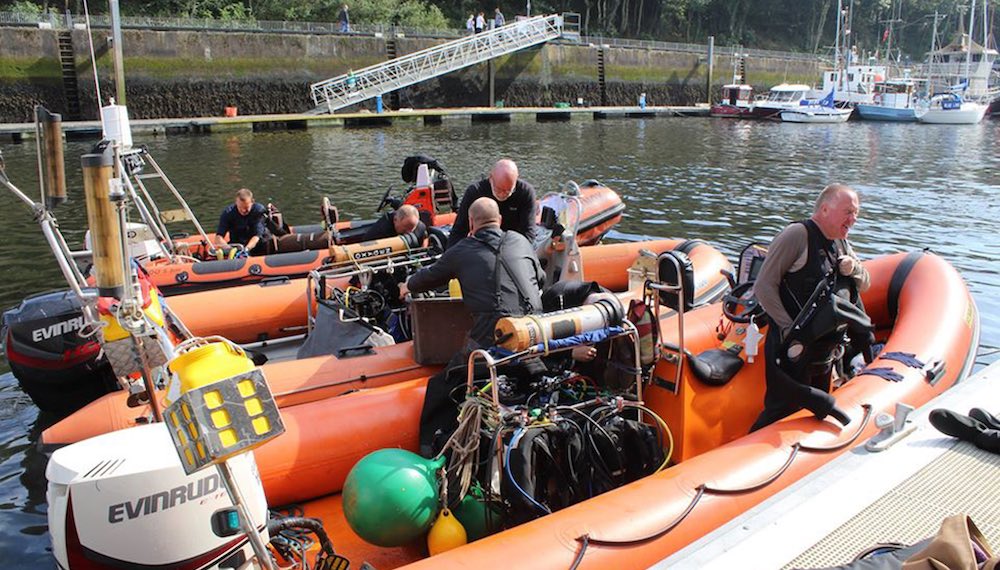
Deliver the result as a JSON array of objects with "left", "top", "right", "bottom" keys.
[{"left": 47, "top": 423, "right": 268, "bottom": 569}]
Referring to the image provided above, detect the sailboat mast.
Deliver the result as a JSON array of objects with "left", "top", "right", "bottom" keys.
[
  {"left": 109, "top": 0, "right": 127, "bottom": 105},
  {"left": 967, "top": 0, "right": 977, "bottom": 85},
  {"left": 834, "top": 0, "right": 843, "bottom": 88}
]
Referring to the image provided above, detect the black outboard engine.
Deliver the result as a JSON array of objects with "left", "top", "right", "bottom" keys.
[{"left": 1, "top": 290, "right": 117, "bottom": 415}]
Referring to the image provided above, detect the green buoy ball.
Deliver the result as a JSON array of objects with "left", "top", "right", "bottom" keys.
[{"left": 342, "top": 449, "right": 446, "bottom": 547}]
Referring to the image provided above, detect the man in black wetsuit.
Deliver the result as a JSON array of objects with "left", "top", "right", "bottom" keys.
[
  {"left": 214, "top": 188, "right": 269, "bottom": 255},
  {"left": 361, "top": 204, "right": 424, "bottom": 242},
  {"left": 400, "top": 197, "right": 544, "bottom": 454},
  {"left": 446, "top": 159, "right": 537, "bottom": 250},
  {"left": 750, "top": 183, "right": 871, "bottom": 432}
]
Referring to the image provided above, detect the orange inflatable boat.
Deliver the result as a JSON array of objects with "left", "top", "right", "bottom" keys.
[
  {"left": 81, "top": 250, "right": 972, "bottom": 570},
  {"left": 42, "top": 238, "right": 734, "bottom": 445},
  {"left": 245, "top": 251, "right": 974, "bottom": 570},
  {"left": 143, "top": 183, "right": 624, "bottom": 294}
]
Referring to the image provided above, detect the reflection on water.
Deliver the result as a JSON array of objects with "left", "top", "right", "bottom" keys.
[{"left": 0, "top": 117, "right": 998, "bottom": 564}]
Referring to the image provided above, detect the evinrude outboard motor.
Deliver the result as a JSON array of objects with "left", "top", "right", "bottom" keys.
[
  {"left": 48, "top": 423, "right": 268, "bottom": 569},
  {"left": 1, "top": 290, "right": 117, "bottom": 415}
]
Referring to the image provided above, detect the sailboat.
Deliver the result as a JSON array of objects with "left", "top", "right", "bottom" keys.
[
  {"left": 780, "top": 90, "right": 854, "bottom": 123},
  {"left": 917, "top": 2, "right": 992, "bottom": 124}
]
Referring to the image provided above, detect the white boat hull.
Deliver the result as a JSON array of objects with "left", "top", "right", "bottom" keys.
[
  {"left": 916, "top": 102, "right": 988, "bottom": 124},
  {"left": 780, "top": 107, "right": 853, "bottom": 123}
]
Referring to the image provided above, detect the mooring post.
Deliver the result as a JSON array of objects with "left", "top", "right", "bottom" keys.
[
  {"left": 706, "top": 35, "right": 715, "bottom": 106},
  {"left": 488, "top": 59, "right": 496, "bottom": 107}
]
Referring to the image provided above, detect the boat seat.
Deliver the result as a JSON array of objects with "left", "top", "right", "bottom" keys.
[
  {"left": 658, "top": 250, "right": 695, "bottom": 312},
  {"left": 686, "top": 348, "right": 744, "bottom": 387}
]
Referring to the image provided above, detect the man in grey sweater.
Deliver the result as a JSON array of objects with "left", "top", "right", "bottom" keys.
[{"left": 750, "top": 184, "right": 870, "bottom": 431}]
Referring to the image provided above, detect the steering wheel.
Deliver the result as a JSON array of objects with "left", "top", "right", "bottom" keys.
[
  {"left": 376, "top": 186, "right": 394, "bottom": 213},
  {"left": 722, "top": 281, "right": 765, "bottom": 323}
]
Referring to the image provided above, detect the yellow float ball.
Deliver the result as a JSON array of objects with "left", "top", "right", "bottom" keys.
[{"left": 427, "top": 508, "right": 467, "bottom": 555}]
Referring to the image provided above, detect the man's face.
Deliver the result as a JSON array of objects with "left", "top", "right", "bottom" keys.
[
  {"left": 394, "top": 215, "right": 418, "bottom": 235},
  {"left": 821, "top": 192, "right": 860, "bottom": 240},
  {"left": 490, "top": 173, "right": 516, "bottom": 202},
  {"left": 236, "top": 197, "right": 254, "bottom": 216}
]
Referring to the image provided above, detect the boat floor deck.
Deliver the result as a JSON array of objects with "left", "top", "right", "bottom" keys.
[{"left": 661, "top": 360, "right": 1000, "bottom": 569}]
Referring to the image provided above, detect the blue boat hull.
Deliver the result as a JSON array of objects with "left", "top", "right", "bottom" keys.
[{"left": 855, "top": 104, "right": 917, "bottom": 122}]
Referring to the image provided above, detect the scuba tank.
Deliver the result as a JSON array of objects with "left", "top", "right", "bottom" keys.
[
  {"left": 494, "top": 295, "right": 624, "bottom": 352},
  {"left": 328, "top": 230, "right": 423, "bottom": 263}
]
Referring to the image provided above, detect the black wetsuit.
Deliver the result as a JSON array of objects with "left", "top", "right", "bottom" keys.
[
  {"left": 360, "top": 212, "right": 426, "bottom": 242},
  {"left": 446, "top": 179, "right": 537, "bottom": 249},
  {"left": 406, "top": 226, "right": 544, "bottom": 454}
]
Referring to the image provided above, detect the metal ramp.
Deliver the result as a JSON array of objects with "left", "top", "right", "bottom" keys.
[{"left": 310, "top": 13, "right": 578, "bottom": 114}]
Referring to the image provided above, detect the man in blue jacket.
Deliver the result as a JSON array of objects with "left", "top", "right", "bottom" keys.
[{"left": 214, "top": 188, "right": 269, "bottom": 255}]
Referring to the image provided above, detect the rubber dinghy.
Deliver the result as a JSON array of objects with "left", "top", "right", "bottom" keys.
[
  {"left": 42, "top": 238, "right": 733, "bottom": 445},
  {"left": 45, "top": 251, "right": 978, "bottom": 569},
  {"left": 143, "top": 183, "right": 624, "bottom": 295}
]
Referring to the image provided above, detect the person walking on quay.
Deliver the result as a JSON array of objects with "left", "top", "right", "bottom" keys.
[
  {"left": 494, "top": 7, "right": 506, "bottom": 28},
  {"left": 339, "top": 4, "right": 350, "bottom": 33},
  {"left": 475, "top": 11, "right": 486, "bottom": 33},
  {"left": 466, "top": 13, "right": 475, "bottom": 34}
]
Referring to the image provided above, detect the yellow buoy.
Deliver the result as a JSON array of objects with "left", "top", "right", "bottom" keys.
[
  {"left": 427, "top": 508, "right": 467, "bottom": 555},
  {"left": 169, "top": 342, "right": 254, "bottom": 393}
]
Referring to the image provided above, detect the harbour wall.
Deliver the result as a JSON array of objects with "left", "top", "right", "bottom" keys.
[{"left": 0, "top": 27, "right": 822, "bottom": 123}]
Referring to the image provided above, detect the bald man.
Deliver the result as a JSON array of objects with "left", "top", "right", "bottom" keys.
[
  {"left": 402, "top": 197, "right": 543, "bottom": 347},
  {"left": 361, "top": 204, "right": 425, "bottom": 242},
  {"left": 402, "top": 197, "right": 543, "bottom": 455},
  {"left": 446, "top": 159, "right": 537, "bottom": 249},
  {"left": 750, "top": 183, "right": 872, "bottom": 432}
]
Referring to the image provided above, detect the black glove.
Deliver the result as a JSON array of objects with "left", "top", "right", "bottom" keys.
[{"left": 827, "top": 405, "right": 851, "bottom": 427}]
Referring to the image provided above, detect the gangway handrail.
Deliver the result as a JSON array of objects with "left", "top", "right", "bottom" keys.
[{"left": 310, "top": 14, "right": 569, "bottom": 113}]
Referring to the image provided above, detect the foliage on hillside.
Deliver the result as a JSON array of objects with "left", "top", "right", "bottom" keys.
[{"left": 2, "top": 0, "right": 988, "bottom": 60}]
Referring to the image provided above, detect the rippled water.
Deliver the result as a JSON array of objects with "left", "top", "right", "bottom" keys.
[{"left": 1, "top": 118, "right": 998, "bottom": 564}]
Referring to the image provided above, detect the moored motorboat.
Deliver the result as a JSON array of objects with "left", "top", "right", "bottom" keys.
[
  {"left": 746, "top": 83, "right": 813, "bottom": 120},
  {"left": 855, "top": 78, "right": 923, "bottom": 122},
  {"left": 710, "top": 54, "right": 754, "bottom": 118},
  {"left": 45, "top": 250, "right": 978, "bottom": 569}
]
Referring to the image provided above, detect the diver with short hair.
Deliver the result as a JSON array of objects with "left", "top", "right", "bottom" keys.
[
  {"left": 750, "top": 183, "right": 872, "bottom": 431},
  {"left": 361, "top": 204, "right": 425, "bottom": 242},
  {"left": 214, "top": 188, "right": 269, "bottom": 255}
]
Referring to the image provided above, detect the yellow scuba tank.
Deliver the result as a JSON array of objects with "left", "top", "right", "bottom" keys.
[{"left": 494, "top": 295, "right": 624, "bottom": 352}]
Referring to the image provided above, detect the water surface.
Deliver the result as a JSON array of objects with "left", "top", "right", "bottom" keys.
[{"left": 1, "top": 117, "right": 997, "bottom": 564}]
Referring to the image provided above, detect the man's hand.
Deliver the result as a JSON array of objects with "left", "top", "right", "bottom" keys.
[
  {"left": 398, "top": 282, "right": 410, "bottom": 300},
  {"left": 571, "top": 345, "right": 597, "bottom": 362},
  {"left": 838, "top": 255, "right": 857, "bottom": 277}
]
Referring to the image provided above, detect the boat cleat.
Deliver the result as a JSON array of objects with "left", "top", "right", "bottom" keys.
[{"left": 865, "top": 402, "right": 917, "bottom": 452}]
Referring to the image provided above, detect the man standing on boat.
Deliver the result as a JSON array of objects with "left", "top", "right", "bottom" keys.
[
  {"left": 214, "top": 188, "right": 269, "bottom": 256},
  {"left": 447, "top": 159, "right": 537, "bottom": 250},
  {"left": 751, "top": 183, "right": 872, "bottom": 432},
  {"left": 400, "top": 197, "right": 544, "bottom": 455},
  {"left": 361, "top": 204, "right": 425, "bottom": 242}
]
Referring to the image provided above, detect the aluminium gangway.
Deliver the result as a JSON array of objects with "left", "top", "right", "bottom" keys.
[{"left": 310, "top": 14, "right": 578, "bottom": 114}]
